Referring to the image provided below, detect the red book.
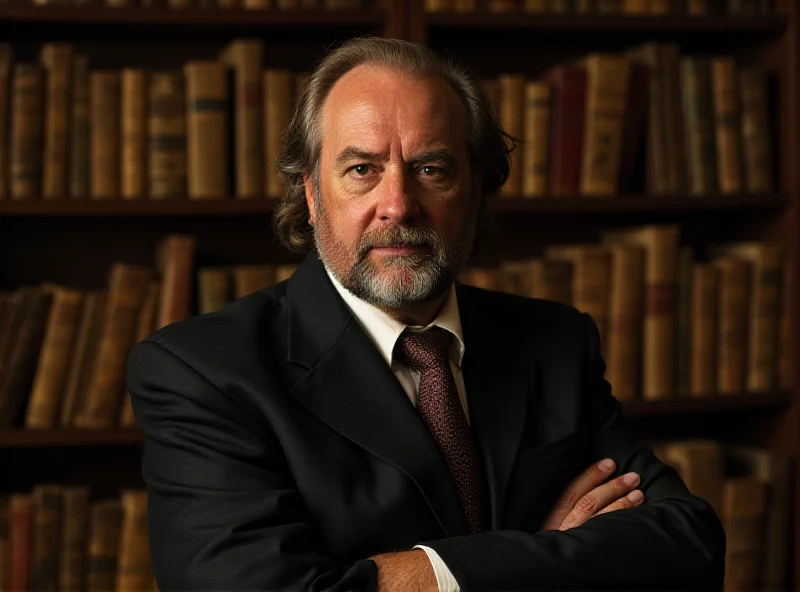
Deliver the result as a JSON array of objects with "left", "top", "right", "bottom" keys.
[
  {"left": 9, "top": 495, "right": 33, "bottom": 592},
  {"left": 545, "top": 66, "right": 587, "bottom": 197}
]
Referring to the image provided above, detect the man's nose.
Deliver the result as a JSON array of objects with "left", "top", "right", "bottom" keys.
[{"left": 374, "top": 167, "right": 421, "bottom": 224}]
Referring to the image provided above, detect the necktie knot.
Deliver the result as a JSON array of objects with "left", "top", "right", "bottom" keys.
[{"left": 396, "top": 326, "right": 453, "bottom": 372}]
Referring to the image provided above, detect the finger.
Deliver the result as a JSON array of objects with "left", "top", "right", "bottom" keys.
[
  {"left": 539, "top": 458, "right": 616, "bottom": 531},
  {"left": 558, "top": 471, "right": 641, "bottom": 531},
  {"left": 595, "top": 489, "right": 645, "bottom": 517}
]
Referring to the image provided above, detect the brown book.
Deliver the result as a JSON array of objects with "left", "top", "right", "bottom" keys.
[
  {"left": 498, "top": 73, "right": 525, "bottom": 196},
  {"left": 69, "top": 54, "right": 90, "bottom": 199},
  {"left": 544, "top": 66, "right": 586, "bottom": 197},
  {"left": 521, "top": 81, "right": 551, "bottom": 198},
  {"left": 74, "top": 263, "right": 152, "bottom": 428},
  {"left": 148, "top": 71, "right": 186, "bottom": 199},
  {"left": 220, "top": 39, "right": 264, "bottom": 199},
  {"left": 660, "top": 44, "right": 685, "bottom": 194},
  {"left": 487, "top": 0, "right": 515, "bottom": 10},
  {"left": 59, "top": 291, "right": 106, "bottom": 426},
  {"left": 711, "top": 256, "right": 750, "bottom": 394},
  {"left": 722, "top": 477, "right": 766, "bottom": 592},
  {"left": 324, "top": 0, "right": 360, "bottom": 7},
  {"left": 0, "top": 44, "right": 12, "bottom": 200},
  {"left": 499, "top": 260, "right": 533, "bottom": 297},
  {"left": 711, "top": 57, "right": 743, "bottom": 194},
  {"left": 263, "top": 68, "right": 294, "bottom": 198},
  {"left": 604, "top": 243, "right": 644, "bottom": 401},
  {"left": 233, "top": 265, "right": 275, "bottom": 299},
  {"left": 0, "top": 290, "right": 27, "bottom": 397},
  {"left": 687, "top": 0, "right": 708, "bottom": 14},
  {"left": 778, "top": 258, "right": 792, "bottom": 390},
  {"left": 425, "top": 0, "right": 453, "bottom": 9},
  {"left": 680, "top": 57, "right": 718, "bottom": 196},
  {"left": 30, "top": 485, "right": 63, "bottom": 592},
  {"left": 198, "top": 266, "right": 232, "bottom": 314},
  {"left": 58, "top": 487, "right": 90, "bottom": 592},
  {"left": 90, "top": 70, "right": 122, "bottom": 199},
  {"left": 86, "top": 499, "right": 123, "bottom": 592},
  {"left": 24, "top": 285, "right": 84, "bottom": 429},
  {"left": 530, "top": 258, "right": 572, "bottom": 304},
  {"left": 155, "top": 234, "right": 197, "bottom": 330},
  {"left": 689, "top": 263, "right": 719, "bottom": 397},
  {"left": 0, "top": 287, "right": 54, "bottom": 426},
  {"left": 40, "top": 43, "right": 73, "bottom": 200},
  {"left": 185, "top": 61, "right": 229, "bottom": 200},
  {"left": 602, "top": 225, "right": 680, "bottom": 400},
  {"left": 523, "top": 0, "right": 546, "bottom": 11},
  {"left": 459, "top": 267, "right": 500, "bottom": 290},
  {"left": 9, "top": 494, "right": 33, "bottom": 592},
  {"left": 116, "top": 490, "right": 153, "bottom": 592},
  {"left": 739, "top": 69, "right": 773, "bottom": 193},
  {"left": 617, "top": 62, "right": 648, "bottom": 194},
  {"left": 0, "top": 496, "right": 8, "bottom": 592},
  {"left": 580, "top": 53, "right": 630, "bottom": 196},
  {"left": 10, "top": 63, "right": 44, "bottom": 200},
  {"left": 121, "top": 68, "right": 147, "bottom": 200},
  {"left": 675, "top": 246, "right": 693, "bottom": 397},
  {"left": 660, "top": 439, "right": 724, "bottom": 516}
]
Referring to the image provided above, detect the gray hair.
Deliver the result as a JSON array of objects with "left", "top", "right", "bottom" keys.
[{"left": 273, "top": 36, "right": 515, "bottom": 253}]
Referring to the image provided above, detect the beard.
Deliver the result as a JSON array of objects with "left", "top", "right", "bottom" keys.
[{"left": 312, "top": 193, "right": 478, "bottom": 311}]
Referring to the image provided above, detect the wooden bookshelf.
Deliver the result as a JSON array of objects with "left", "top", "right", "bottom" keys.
[
  {"left": 623, "top": 391, "right": 793, "bottom": 418},
  {"left": 0, "top": 427, "right": 143, "bottom": 447}
]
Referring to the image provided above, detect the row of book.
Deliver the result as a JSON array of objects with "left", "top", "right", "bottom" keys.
[
  {"left": 460, "top": 226, "right": 791, "bottom": 401},
  {"left": 426, "top": 0, "right": 775, "bottom": 15},
  {"left": 486, "top": 45, "right": 774, "bottom": 199},
  {"left": 0, "top": 39, "right": 308, "bottom": 202},
  {"left": 1, "top": 487, "right": 155, "bottom": 592},
  {"left": 653, "top": 440, "right": 791, "bottom": 592},
  {"left": 23, "top": 0, "right": 367, "bottom": 9}
]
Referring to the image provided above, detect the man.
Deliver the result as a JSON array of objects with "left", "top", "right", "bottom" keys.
[{"left": 127, "top": 37, "right": 725, "bottom": 591}]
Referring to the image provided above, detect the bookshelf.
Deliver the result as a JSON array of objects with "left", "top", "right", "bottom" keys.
[{"left": 0, "top": 0, "right": 797, "bottom": 589}]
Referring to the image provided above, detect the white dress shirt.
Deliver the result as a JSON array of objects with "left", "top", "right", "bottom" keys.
[{"left": 327, "top": 270, "right": 463, "bottom": 592}]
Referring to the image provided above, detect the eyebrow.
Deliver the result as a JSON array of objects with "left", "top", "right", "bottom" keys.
[
  {"left": 332, "top": 146, "right": 459, "bottom": 171},
  {"left": 408, "top": 149, "right": 458, "bottom": 168},
  {"left": 333, "top": 147, "right": 385, "bottom": 170}
]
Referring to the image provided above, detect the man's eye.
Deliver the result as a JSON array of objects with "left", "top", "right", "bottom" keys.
[
  {"left": 353, "top": 164, "right": 370, "bottom": 176},
  {"left": 421, "top": 166, "right": 441, "bottom": 176}
]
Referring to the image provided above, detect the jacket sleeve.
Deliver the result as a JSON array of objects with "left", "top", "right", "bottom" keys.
[
  {"left": 421, "top": 312, "right": 727, "bottom": 591},
  {"left": 126, "top": 337, "right": 377, "bottom": 592}
]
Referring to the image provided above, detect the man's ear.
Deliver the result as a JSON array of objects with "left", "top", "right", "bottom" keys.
[{"left": 303, "top": 175, "right": 315, "bottom": 225}]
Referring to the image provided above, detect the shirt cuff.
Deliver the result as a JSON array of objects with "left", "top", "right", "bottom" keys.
[{"left": 414, "top": 544, "right": 460, "bottom": 592}]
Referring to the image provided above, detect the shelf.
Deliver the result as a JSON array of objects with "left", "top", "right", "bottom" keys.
[
  {"left": 0, "top": 192, "right": 787, "bottom": 217},
  {"left": 0, "top": 427, "right": 143, "bottom": 447},
  {"left": 622, "top": 391, "right": 792, "bottom": 418},
  {"left": 424, "top": 12, "right": 788, "bottom": 34}
]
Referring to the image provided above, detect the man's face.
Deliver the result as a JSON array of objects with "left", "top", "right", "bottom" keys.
[{"left": 307, "top": 65, "right": 479, "bottom": 311}]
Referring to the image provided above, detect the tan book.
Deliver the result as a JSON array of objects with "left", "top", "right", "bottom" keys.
[
  {"left": 40, "top": 43, "right": 73, "bottom": 200},
  {"left": 58, "top": 487, "right": 90, "bottom": 592},
  {"left": 30, "top": 485, "right": 63, "bottom": 592},
  {"left": 264, "top": 68, "right": 294, "bottom": 198},
  {"left": 521, "top": 81, "right": 551, "bottom": 198},
  {"left": 121, "top": 68, "right": 147, "bottom": 200},
  {"left": 0, "top": 43, "right": 12, "bottom": 199},
  {"left": 680, "top": 57, "right": 717, "bottom": 196},
  {"left": 689, "top": 263, "right": 719, "bottom": 397},
  {"left": 69, "top": 54, "right": 90, "bottom": 199},
  {"left": 198, "top": 266, "right": 232, "bottom": 314},
  {"left": 86, "top": 500, "right": 123, "bottom": 592},
  {"left": 148, "top": 71, "right": 186, "bottom": 199},
  {"left": 74, "top": 263, "right": 152, "bottom": 428},
  {"left": 711, "top": 256, "right": 749, "bottom": 394},
  {"left": 155, "top": 234, "right": 197, "bottom": 330},
  {"left": 90, "top": 70, "right": 121, "bottom": 199},
  {"left": 498, "top": 73, "right": 525, "bottom": 196},
  {"left": 185, "top": 61, "right": 228, "bottom": 199},
  {"left": 739, "top": 69, "right": 773, "bottom": 193},
  {"left": 10, "top": 63, "right": 44, "bottom": 200},
  {"left": 660, "top": 439, "right": 724, "bottom": 517},
  {"left": 24, "top": 285, "right": 84, "bottom": 429},
  {"left": 604, "top": 243, "right": 644, "bottom": 401},
  {"left": 220, "top": 39, "right": 264, "bottom": 199},
  {"left": 233, "top": 265, "right": 275, "bottom": 299},
  {"left": 580, "top": 53, "right": 630, "bottom": 196},
  {"left": 602, "top": 225, "right": 679, "bottom": 400},
  {"left": 722, "top": 477, "right": 766, "bottom": 592},
  {"left": 530, "top": 258, "right": 572, "bottom": 305},
  {"left": 711, "top": 57, "right": 743, "bottom": 194},
  {"left": 116, "top": 490, "right": 153, "bottom": 592},
  {"left": 709, "top": 242, "right": 783, "bottom": 392}
]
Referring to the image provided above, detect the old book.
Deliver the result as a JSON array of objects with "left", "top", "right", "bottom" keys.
[
  {"left": 10, "top": 63, "right": 44, "bottom": 200},
  {"left": 661, "top": 439, "right": 724, "bottom": 516},
  {"left": 40, "top": 43, "right": 73, "bottom": 200},
  {"left": 220, "top": 39, "right": 264, "bottom": 199},
  {"left": 680, "top": 57, "right": 718, "bottom": 196},
  {"left": 121, "top": 68, "right": 147, "bottom": 200},
  {"left": 487, "top": 0, "right": 515, "bottom": 11},
  {"left": 69, "top": 54, "right": 90, "bottom": 199},
  {"left": 544, "top": 66, "right": 586, "bottom": 197},
  {"left": 90, "top": 70, "right": 122, "bottom": 199},
  {"left": 530, "top": 258, "right": 572, "bottom": 304},
  {"left": 74, "top": 263, "right": 151, "bottom": 428},
  {"left": 30, "top": 485, "right": 63, "bottom": 591},
  {"left": 621, "top": 0, "right": 649, "bottom": 10},
  {"left": 521, "top": 81, "right": 551, "bottom": 198},
  {"left": 722, "top": 477, "right": 766, "bottom": 592},
  {"left": 155, "top": 234, "right": 197, "bottom": 330},
  {"left": 0, "top": 291, "right": 27, "bottom": 403},
  {"left": 675, "top": 246, "right": 693, "bottom": 397},
  {"left": 0, "top": 43, "right": 12, "bottom": 199},
  {"left": 233, "top": 265, "right": 275, "bottom": 299},
  {"left": 498, "top": 73, "right": 525, "bottom": 196},
  {"left": 711, "top": 57, "right": 743, "bottom": 194},
  {"left": 711, "top": 256, "right": 749, "bottom": 394},
  {"left": 116, "top": 490, "right": 153, "bottom": 592},
  {"left": 198, "top": 266, "right": 232, "bottom": 314},
  {"left": 58, "top": 486, "right": 90, "bottom": 592},
  {"left": 778, "top": 258, "right": 792, "bottom": 389},
  {"left": 617, "top": 62, "right": 648, "bottom": 194},
  {"left": 264, "top": 68, "right": 294, "bottom": 198},
  {"left": 9, "top": 494, "right": 33, "bottom": 592},
  {"left": 739, "top": 69, "right": 773, "bottom": 193},
  {"left": 523, "top": 0, "right": 547, "bottom": 10},
  {"left": 86, "top": 499, "right": 123, "bottom": 592},
  {"left": 689, "top": 263, "right": 719, "bottom": 396},
  {"left": 185, "top": 61, "right": 229, "bottom": 199},
  {"left": 148, "top": 71, "right": 186, "bottom": 199},
  {"left": 499, "top": 260, "right": 533, "bottom": 297},
  {"left": 24, "top": 285, "right": 84, "bottom": 429},
  {"left": 580, "top": 53, "right": 630, "bottom": 196}
]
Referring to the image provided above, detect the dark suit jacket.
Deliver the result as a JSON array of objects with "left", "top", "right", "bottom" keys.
[{"left": 127, "top": 251, "right": 726, "bottom": 591}]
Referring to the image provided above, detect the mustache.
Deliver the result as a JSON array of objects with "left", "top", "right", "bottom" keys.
[{"left": 356, "top": 226, "right": 442, "bottom": 256}]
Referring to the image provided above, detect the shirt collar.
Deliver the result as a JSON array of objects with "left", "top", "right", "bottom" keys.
[{"left": 325, "top": 267, "right": 465, "bottom": 369}]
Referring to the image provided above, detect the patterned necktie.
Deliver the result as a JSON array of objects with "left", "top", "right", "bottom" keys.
[{"left": 395, "top": 326, "right": 486, "bottom": 534}]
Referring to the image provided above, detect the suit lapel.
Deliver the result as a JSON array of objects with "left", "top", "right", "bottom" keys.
[
  {"left": 458, "top": 285, "right": 531, "bottom": 530},
  {"left": 285, "top": 254, "right": 469, "bottom": 537}
]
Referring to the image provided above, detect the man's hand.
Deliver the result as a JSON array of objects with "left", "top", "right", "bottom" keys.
[
  {"left": 370, "top": 549, "right": 438, "bottom": 592},
  {"left": 539, "top": 458, "right": 644, "bottom": 532}
]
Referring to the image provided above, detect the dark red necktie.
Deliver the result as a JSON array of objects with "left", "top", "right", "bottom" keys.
[{"left": 396, "top": 327, "right": 486, "bottom": 534}]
